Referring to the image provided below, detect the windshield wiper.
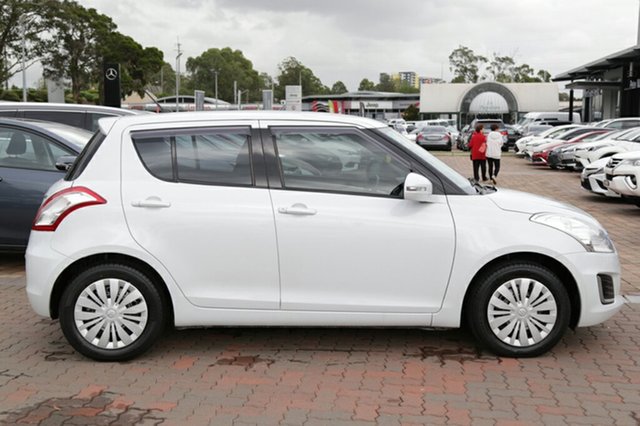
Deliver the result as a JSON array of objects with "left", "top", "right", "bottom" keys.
[{"left": 468, "top": 178, "right": 496, "bottom": 194}]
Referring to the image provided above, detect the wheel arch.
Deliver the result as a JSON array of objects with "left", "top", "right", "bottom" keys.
[
  {"left": 461, "top": 252, "right": 581, "bottom": 329},
  {"left": 49, "top": 252, "right": 174, "bottom": 325}
]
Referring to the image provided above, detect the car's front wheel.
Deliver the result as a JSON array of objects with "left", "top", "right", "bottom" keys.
[
  {"left": 59, "top": 263, "right": 166, "bottom": 361},
  {"left": 466, "top": 263, "right": 570, "bottom": 357}
]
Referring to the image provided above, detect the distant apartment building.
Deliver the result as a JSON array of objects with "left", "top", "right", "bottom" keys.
[{"left": 389, "top": 71, "right": 418, "bottom": 89}]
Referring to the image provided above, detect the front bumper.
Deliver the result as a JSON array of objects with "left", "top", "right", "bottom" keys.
[
  {"left": 580, "top": 171, "right": 620, "bottom": 197},
  {"left": 563, "top": 251, "right": 623, "bottom": 327}
]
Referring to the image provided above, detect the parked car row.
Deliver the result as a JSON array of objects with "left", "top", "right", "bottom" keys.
[{"left": 512, "top": 117, "right": 640, "bottom": 206}]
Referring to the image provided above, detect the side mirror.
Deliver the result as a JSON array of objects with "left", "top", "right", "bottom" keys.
[
  {"left": 55, "top": 155, "right": 77, "bottom": 171},
  {"left": 404, "top": 172, "right": 433, "bottom": 203}
]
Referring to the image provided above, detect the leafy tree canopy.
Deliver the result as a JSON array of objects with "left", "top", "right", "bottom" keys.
[
  {"left": 186, "top": 47, "right": 263, "bottom": 102},
  {"left": 0, "top": 0, "right": 48, "bottom": 86},
  {"left": 449, "top": 45, "right": 552, "bottom": 84},
  {"left": 275, "top": 56, "right": 328, "bottom": 99},
  {"left": 358, "top": 78, "right": 376, "bottom": 91},
  {"left": 330, "top": 80, "right": 348, "bottom": 94}
]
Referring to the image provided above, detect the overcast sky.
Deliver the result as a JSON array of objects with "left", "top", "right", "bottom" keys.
[{"left": 21, "top": 0, "right": 640, "bottom": 91}]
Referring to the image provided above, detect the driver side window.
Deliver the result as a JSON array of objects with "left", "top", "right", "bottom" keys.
[{"left": 272, "top": 128, "right": 410, "bottom": 197}]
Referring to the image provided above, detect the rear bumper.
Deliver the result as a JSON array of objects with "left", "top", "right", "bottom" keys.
[{"left": 25, "top": 233, "right": 70, "bottom": 318}]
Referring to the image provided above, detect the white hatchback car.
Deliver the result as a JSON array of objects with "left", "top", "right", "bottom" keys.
[{"left": 26, "top": 112, "right": 622, "bottom": 361}]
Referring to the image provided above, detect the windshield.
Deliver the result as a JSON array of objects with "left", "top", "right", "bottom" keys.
[
  {"left": 376, "top": 127, "right": 475, "bottom": 194},
  {"left": 613, "top": 127, "right": 640, "bottom": 140},
  {"left": 421, "top": 126, "right": 447, "bottom": 133},
  {"left": 38, "top": 122, "right": 93, "bottom": 149}
]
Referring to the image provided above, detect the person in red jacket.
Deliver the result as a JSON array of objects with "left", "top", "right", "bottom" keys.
[{"left": 468, "top": 124, "right": 488, "bottom": 182}]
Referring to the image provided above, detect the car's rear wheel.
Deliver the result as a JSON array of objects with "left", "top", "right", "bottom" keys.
[
  {"left": 59, "top": 264, "right": 166, "bottom": 361},
  {"left": 466, "top": 263, "right": 570, "bottom": 357}
]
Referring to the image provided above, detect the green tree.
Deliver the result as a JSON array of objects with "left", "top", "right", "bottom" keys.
[
  {"left": 98, "top": 31, "right": 163, "bottom": 99},
  {"left": 448, "top": 45, "right": 487, "bottom": 83},
  {"left": 41, "top": 0, "right": 117, "bottom": 102},
  {"left": 186, "top": 47, "right": 262, "bottom": 102},
  {"left": 0, "top": 0, "right": 48, "bottom": 87},
  {"left": 396, "top": 80, "right": 419, "bottom": 94},
  {"left": 487, "top": 54, "right": 516, "bottom": 83},
  {"left": 358, "top": 78, "right": 376, "bottom": 91},
  {"left": 512, "top": 64, "right": 540, "bottom": 82},
  {"left": 274, "top": 56, "right": 328, "bottom": 99},
  {"left": 375, "top": 73, "right": 396, "bottom": 92},
  {"left": 402, "top": 104, "right": 420, "bottom": 121},
  {"left": 330, "top": 81, "right": 348, "bottom": 94},
  {"left": 537, "top": 69, "right": 551, "bottom": 82}
]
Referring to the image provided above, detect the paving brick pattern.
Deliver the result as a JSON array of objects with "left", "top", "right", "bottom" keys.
[{"left": 1, "top": 153, "right": 639, "bottom": 425}]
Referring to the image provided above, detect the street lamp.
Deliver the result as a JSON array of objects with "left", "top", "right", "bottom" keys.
[
  {"left": 212, "top": 69, "right": 218, "bottom": 110},
  {"left": 175, "top": 40, "right": 182, "bottom": 112},
  {"left": 238, "top": 89, "right": 249, "bottom": 110},
  {"left": 20, "top": 16, "right": 27, "bottom": 102}
]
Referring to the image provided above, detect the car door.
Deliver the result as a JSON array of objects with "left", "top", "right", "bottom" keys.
[
  {"left": 120, "top": 121, "right": 280, "bottom": 309},
  {"left": 0, "top": 126, "right": 75, "bottom": 249},
  {"left": 263, "top": 122, "right": 456, "bottom": 313}
]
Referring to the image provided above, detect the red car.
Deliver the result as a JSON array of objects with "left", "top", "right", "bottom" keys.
[{"left": 530, "top": 130, "right": 613, "bottom": 165}]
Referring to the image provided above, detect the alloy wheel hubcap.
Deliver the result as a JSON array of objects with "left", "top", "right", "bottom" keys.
[
  {"left": 487, "top": 278, "right": 557, "bottom": 347},
  {"left": 74, "top": 279, "right": 148, "bottom": 349}
]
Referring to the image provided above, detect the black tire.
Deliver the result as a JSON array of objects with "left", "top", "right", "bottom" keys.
[
  {"left": 465, "top": 263, "right": 570, "bottom": 357},
  {"left": 549, "top": 165, "right": 558, "bottom": 170},
  {"left": 59, "top": 263, "right": 166, "bottom": 361}
]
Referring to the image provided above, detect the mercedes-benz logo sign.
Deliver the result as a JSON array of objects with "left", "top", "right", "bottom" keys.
[{"left": 105, "top": 68, "right": 118, "bottom": 81}]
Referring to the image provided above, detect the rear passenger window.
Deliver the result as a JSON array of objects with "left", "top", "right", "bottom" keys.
[{"left": 132, "top": 127, "right": 252, "bottom": 186}]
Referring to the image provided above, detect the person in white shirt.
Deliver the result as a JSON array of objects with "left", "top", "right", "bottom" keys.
[{"left": 486, "top": 124, "right": 504, "bottom": 184}]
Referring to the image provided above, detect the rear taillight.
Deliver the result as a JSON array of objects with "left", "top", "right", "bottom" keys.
[{"left": 32, "top": 187, "right": 106, "bottom": 232}]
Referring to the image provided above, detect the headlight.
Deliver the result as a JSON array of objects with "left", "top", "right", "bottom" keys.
[{"left": 530, "top": 213, "right": 615, "bottom": 253}]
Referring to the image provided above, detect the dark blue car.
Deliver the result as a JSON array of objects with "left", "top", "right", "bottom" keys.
[{"left": 0, "top": 118, "right": 92, "bottom": 251}]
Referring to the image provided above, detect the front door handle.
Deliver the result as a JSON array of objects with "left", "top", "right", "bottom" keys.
[
  {"left": 131, "top": 196, "right": 171, "bottom": 208},
  {"left": 278, "top": 203, "right": 317, "bottom": 216}
]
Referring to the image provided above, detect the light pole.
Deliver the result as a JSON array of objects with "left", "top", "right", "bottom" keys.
[
  {"left": 175, "top": 40, "right": 182, "bottom": 112},
  {"left": 212, "top": 69, "right": 218, "bottom": 110},
  {"left": 238, "top": 89, "right": 249, "bottom": 110},
  {"left": 20, "top": 16, "right": 27, "bottom": 102}
]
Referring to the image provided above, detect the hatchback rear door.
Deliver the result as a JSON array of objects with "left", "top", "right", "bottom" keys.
[{"left": 120, "top": 121, "right": 280, "bottom": 309}]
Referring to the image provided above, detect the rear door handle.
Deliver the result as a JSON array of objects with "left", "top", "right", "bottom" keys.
[
  {"left": 278, "top": 203, "right": 317, "bottom": 216},
  {"left": 131, "top": 196, "right": 171, "bottom": 208}
]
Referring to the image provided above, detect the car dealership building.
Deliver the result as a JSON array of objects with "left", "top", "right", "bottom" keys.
[
  {"left": 419, "top": 82, "right": 560, "bottom": 128},
  {"left": 554, "top": 44, "right": 640, "bottom": 122}
]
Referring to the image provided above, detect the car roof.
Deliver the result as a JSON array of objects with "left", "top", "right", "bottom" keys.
[
  {"left": 98, "top": 111, "right": 389, "bottom": 134},
  {"left": 0, "top": 101, "right": 140, "bottom": 115}
]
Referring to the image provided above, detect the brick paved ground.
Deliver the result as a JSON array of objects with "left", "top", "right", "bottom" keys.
[{"left": 1, "top": 153, "right": 639, "bottom": 425}]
